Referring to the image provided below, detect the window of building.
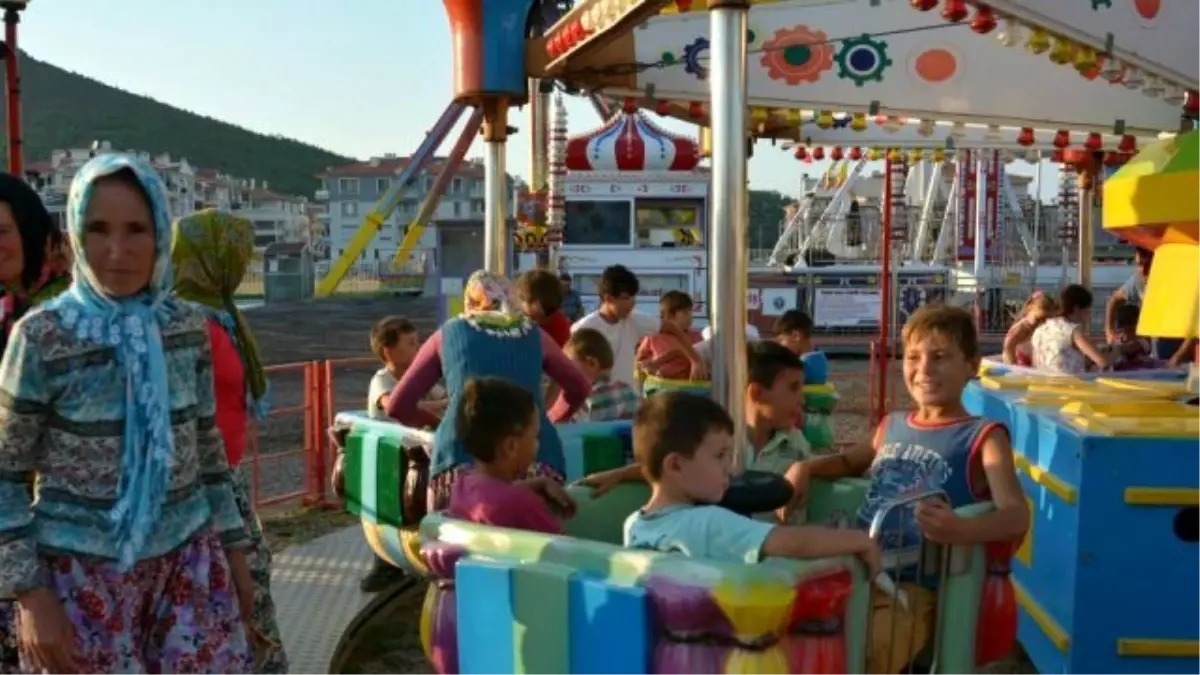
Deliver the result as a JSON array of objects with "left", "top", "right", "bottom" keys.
[
  {"left": 452, "top": 177, "right": 463, "bottom": 193},
  {"left": 338, "top": 178, "right": 359, "bottom": 194},
  {"left": 341, "top": 202, "right": 359, "bottom": 217},
  {"left": 376, "top": 177, "right": 390, "bottom": 193},
  {"left": 472, "top": 199, "right": 484, "bottom": 214},
  {"left": 635, "top": 200, "right": 704, "bottom": 249},
  {"left": 563, "top": 200, "right": 633, "bottom": 246},
  {"left": 453, "top": 201, "right": 462, "bottom": 217}
]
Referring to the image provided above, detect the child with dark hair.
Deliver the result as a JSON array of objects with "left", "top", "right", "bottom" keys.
[
  {"left": 635, "top": 290, "right": 700, "bottom": 380},
  {"left": 773, "top": 309, "right": 828, "bottom": 385},
  {"left": 572, "top": 265, "right": 704, "bottom": 386},
  {"left": 447, "top": 377, "right": 576, "bottom": 533},
  {"left": 1107, "top": 303, "right": 1154, "bottom": 371},
  {"left": 518, "top": 269, "right": 572, "bottom": 347},
  {"left": 368, "top": 316, "right": 446, "bottom": 422},
  {"left": 1031, "top": 284, "right": 1108, "bottom": 374},
  {"left": 623, "top": 391, "right": 879, "bottom": 567}
]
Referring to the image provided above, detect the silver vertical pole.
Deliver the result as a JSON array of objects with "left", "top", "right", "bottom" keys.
[
  {"left": 1031, "top": 152, "right": 1043, "bottom": 290},
  {"left": 483, "top": 140, "right": 508, "bottom": 275},
  {"left": 1078, "top": 169, "right": 1093, "bottom": 288},
  {"left": 708, "top": 1, "right": 750, "bottom": 464}
]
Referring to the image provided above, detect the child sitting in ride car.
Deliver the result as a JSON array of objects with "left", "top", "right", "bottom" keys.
[
  {"left": 447, "top": 377, "right": 576, "bottom": 534},
  {"left": 621, "top": 390, "right": 880, "bottom": 569},
  {"left": 580, "top": 343, "right": 829, "bottom": 524},
  {"left": 787, "top": 304, "right": 1029, "bottom": 672},
  {"left": 636, "top": 290, "right": 702, "bottom": 381},
  {"left": 1106, "top": 304, "right": 1155, "bottom": 371},
  {"left": 564, "top": 328, "right": 641, "bottom": 423},
  {"left": 773, "top": 309, "right": 828, "bottom": 385},
  {"left": 367, "top": 316, "right": 447, "bottom": 422}
]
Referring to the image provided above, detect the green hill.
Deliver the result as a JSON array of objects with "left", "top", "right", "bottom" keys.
[{"left": 0, "top": 50, "right": 351, "bottom": 196}]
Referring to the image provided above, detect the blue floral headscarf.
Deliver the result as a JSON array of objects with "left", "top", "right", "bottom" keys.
[{"left": 45, "top": 154, "right": 177, "bottom": 567}]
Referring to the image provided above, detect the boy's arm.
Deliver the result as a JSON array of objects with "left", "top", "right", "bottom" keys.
[
  {"left": 800, "top": 421, "right": 883, "bottom": 479},
  {"left": 919, "top": 428, "right": 1030, "bottom": 544}
]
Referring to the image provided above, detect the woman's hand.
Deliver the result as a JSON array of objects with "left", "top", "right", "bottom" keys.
[{"left": 17, "top": 587, "right": 81, "bottom": 674}]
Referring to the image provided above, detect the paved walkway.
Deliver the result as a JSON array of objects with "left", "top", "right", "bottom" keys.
[{"left": 272, "top": 524, "right": 374, "bottom": 674}]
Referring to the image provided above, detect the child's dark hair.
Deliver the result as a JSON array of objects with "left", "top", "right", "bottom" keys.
[
  {"left": 565, "top": 327, "right": 615, "bottom": 370},
  {"left": 598, "top": 264, "right": 640, "bottom": 298},
  {"left": 517, "top": 269, "right": 564, "bottom": 313},
  {"left": 747, "top": 341, "right": 805, "bottom": 390},
  {"left": 370, "top": 316, "right": 417, "bottom": 361},
  {"left": 456, "top": 377, "right": 536, "bottom": 463},
  {"left": 1113, "top": 303, "right": 1140, "bottom": 331},
  {"left": 902, "top": 304, "right": 980, "bottom": 360},
  {"left": 1060, "top": 284, "right": 1094, "bottom": 315},
  {"left": 659, "top": 290, "right": 693, "bottom": 315},
  {"left": 773, "top": 309, "right": 814, "bottom": 337},
  {"left": 634, "top": 391, "right": 734, "bottom": 481}
]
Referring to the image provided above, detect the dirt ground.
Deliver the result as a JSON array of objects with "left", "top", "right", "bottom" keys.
[{"left": 245, "top": 297, "right": 1030, "bottom": 674}]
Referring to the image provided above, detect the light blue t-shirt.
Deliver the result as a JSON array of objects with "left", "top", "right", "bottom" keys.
[
  {"left": 1119, "top": 273, "right": 1145, "bottom": 306},
  {"left": 623, "top": 504, "right": 776, "bottom": 564}
]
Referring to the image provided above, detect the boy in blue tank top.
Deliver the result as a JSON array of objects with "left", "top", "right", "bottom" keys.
[{"left": 789, "top": 305, "right": 1029, "bottom": 672}]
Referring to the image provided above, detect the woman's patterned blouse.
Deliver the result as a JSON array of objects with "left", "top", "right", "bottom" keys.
[{"left": 0, "top": 303, "right": 247, "bottom": 598}]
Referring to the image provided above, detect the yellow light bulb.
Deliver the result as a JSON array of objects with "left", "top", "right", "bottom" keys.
[
  {"left": 1026, "top": 28, "right": 1050, "bottom": 54},
  {"left": 1048, "top": 36, "right": 1074, "bottom": 65},
  {"left": 850, "top": 113, "right": 867, "bottom": 131},
  {"left": 816, "top": 110, "right": 834, "bottom": 129},
  {"left": 1072, "top": 45, "right": 1098, "bottom": 75}
]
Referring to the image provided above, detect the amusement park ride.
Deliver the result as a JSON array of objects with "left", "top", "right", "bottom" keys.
[
  {"left": 320, "top": 1, "right": 1200, "bottom": 674},
  {"left": 3, "top": 0, "right": 1195, "bottom": 674}
]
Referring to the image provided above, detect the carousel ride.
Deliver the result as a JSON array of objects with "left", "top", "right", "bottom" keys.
[{"left": 327, "top": 0, "right": 1198, "bottom": 673}]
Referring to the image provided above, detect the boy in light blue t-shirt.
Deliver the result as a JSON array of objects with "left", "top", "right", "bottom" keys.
[{"left": 622, "top": 391, "right": 880, "bottom": 569}]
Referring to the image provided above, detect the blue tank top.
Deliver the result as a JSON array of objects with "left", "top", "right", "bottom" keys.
[
  {"left": 431, "top": 315, "right": 565, "bottom": 478},
  {"left": 857, "top": 412, "right": 1003, "bottom": 561}
]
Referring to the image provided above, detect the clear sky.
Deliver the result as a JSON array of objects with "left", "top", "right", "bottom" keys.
[{"left": 21, "top": 0, "right": 1056, "bottom": 199}]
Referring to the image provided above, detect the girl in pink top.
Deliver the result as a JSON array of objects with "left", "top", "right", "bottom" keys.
[
  {"left": 636, "top": 290, "right": 701, "bottom": 380},
  {"left": 1002, "top": 291, "right": 1056, "bottom": 367},
  {"left": 447, "top": 377, "right": 576, "bottom": 533}
]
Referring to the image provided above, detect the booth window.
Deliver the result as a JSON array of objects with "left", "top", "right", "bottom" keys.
[
  {"left": 564, "top": 200, "right": 633, "bottom": 246},
  {"left": 636, "top": 200, "right": 704, "bottom": 249}
]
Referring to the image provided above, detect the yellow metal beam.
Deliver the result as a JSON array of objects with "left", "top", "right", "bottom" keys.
[
  {"left": 315, "top": 102, "right": 466, "bottom": 297},
  {"left": 390, "top": 109, "right": 484, "bottom": 269}
]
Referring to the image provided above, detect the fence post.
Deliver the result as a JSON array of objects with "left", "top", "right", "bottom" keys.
[{"left": 312, "top": 360, "right": 330, "bottom": 507}]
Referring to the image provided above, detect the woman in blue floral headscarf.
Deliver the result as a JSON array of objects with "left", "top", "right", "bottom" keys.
[{"left": 0, "top": 155, "right": 254, "bottom": 674}]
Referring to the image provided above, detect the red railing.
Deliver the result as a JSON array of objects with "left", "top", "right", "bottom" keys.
[{"left": 248, "top": 347, "right": 903, "bottom": 510}]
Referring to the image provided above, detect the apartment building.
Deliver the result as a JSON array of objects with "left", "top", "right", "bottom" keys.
[{"left": 318, "top": 154, "right": 515, "bottom": 280}]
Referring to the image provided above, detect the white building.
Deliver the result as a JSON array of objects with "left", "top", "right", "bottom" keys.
[{"left": 26, "top": 142, "right": 312, "bottom": 254}]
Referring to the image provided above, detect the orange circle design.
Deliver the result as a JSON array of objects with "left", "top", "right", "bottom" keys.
[
  {"left": 760, "top": 26, "right": 835, "bottom": 85},
  {"left": 914, "top": 48, "right": 957, "bottom": 83}
]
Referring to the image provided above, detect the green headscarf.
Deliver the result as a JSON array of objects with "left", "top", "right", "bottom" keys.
[{"left": 170, "top": 209, "right": 267, "bottom": 401}]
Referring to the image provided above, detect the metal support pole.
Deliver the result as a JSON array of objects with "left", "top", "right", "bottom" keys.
[
  {"left": 877, "top": 156, "right": 894, "bottom": 422},
  {"left": 1077, "top": 166, "right": 1094, "bottom": 288},
  {"left": 528, "top": 80, "right": 549, "bottom": 191},
  {"left": 1032, "top": 151, "right": 1043, "bottom": 289},
  {"left": 482, "top": 98, "right": 510, "bottom": 276},
  {"left": 973, "top": 154, "right": 988, "bottom": 330},
  {"left": 3, "top": 5, "right": 22, "bottom": 175},
  {"left": 708, "top": 1, "right": 750, "bottom": 463}
]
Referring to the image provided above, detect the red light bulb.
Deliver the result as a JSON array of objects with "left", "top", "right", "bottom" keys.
[
  {"left": 793, "top": 146, "right": 809, "bottom": 160},
  {"left": 812, "top": 147, "right": 826, "bottom": 160},
  {"left": 622, "top": 97, "right": 638, "bottom": 114},
  {"left": 1084, "top": 132, "right": 1103, "bottom": 151},
  {"left": 970, "top": 5, "right": 997, "bottom": 34},
  {"left": 1118, "top": 135, "right": 1137, "bottom": 154},
  {"left": 1053, "top": 130, "right": 1070, "bottom": 149},
  {"left": 849, "top": 146, "right": 863, "bottom": 160},
  {"left": 941, "top": 0, "right": 969, "bottom": 22},
  {"left": 688, "top": 101, "right": 705, "bottom": 119},
  {"left": 655, "top": 100, "right": 671, "bottom": 116},
  {"left": 911, "top": 0, "right": 939, "bottom": 10},
  {"left": 1017, "top": 128, "right": 1035, "bottom": 146},
  {"left": 830, "top": 146, "right": 844, "bottom": 161}
]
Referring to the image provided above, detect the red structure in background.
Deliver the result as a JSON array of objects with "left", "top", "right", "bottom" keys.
[{"left": 1, "top": 1, "right": 24, "bottom": 176}]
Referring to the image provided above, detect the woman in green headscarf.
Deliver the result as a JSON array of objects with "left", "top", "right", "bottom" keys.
[{"left": 171, "top": 208, "right": 286, "bottom": 673}]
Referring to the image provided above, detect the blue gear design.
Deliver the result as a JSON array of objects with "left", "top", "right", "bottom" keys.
[
  {"left": 683, "top": 37, "right": 709, "bottom": 81},
  {"left": 834, "top": 34, "right": 892, "bottom": 87}
]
